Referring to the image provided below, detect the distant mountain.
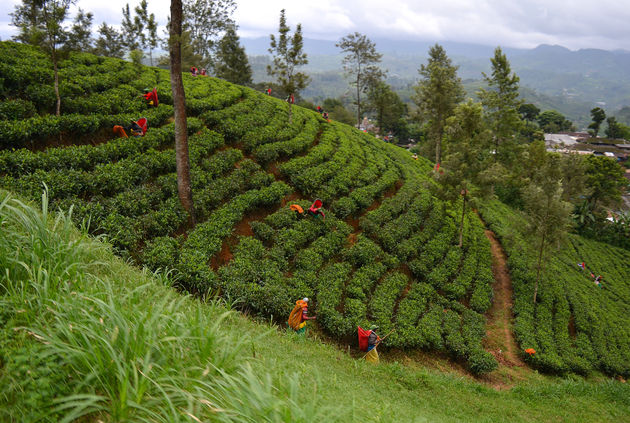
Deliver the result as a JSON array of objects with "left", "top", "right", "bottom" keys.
[
  {"left": 241, "top": 36, "right": 526, "bottom": 58},
  {"left": 244, "top": 37, "right": 630, "bottom": 127}
]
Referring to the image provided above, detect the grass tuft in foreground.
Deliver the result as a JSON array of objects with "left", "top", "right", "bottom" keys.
[
  {"left": 1, "top": 190, "right": 629, "bottom": 422},
  {"left": 0, "top": 190, "right": 343, "bottom": 422}
]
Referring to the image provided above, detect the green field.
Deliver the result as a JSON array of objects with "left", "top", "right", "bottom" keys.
[
  {"left": 1, "top": 40, "right": 630, "bottom": 420},
  {"left": 1, "top": 191, "right": 629, "bottom": 422},
  {"left": 0, "top": 41, "right": 497, "bottom": 373}
]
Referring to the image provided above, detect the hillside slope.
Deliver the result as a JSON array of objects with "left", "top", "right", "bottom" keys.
[
  {"left": 1, "top": 190, "right": 629, "bottom": 422},
  {"left": 0, "top": 41, "right": 496, "bottom": 373},
  {"left": 1, "top": 41, "right": 629, "bottom": 378}
]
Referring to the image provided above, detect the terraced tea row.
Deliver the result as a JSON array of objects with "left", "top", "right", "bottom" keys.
[
  {"left": 1, "top": 42, "right": 497, "bottom": 373},
  {"left": 481, "top": 200, "right": 630, "bottom": 376}
]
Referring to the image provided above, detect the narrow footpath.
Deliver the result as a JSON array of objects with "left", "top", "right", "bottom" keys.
[{"left": 483, "top": 228, "right": 525, "bottom": 369}]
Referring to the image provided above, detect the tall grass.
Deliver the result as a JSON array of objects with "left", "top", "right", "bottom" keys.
[{"left": 0, "top": 190, "right": 344, "bottom": 422}]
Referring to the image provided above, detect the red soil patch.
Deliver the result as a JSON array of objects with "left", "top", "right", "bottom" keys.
[
  {"left": 482, "top": 227, "right": 525, "bottom": 368},
  {"left": 211, "top": 193, "right": 300, "bottom": 270},
  {"left": 268, "top": 162, "right": 283, "bottom": 180},
  {"left": 281, "top": 192, "right": 301, "bottom": 207},
  {"left": 347, "top": 217, "right": 360, "bottom": 232},
  {"left": 211, "top": 240, "right": 233, "bottom": 271},
  {"left": 31, "top": 127, "right": 114, "bottom": 152},
  {"left": 385, "top": 180, "right": 404, "bottom": 199}
]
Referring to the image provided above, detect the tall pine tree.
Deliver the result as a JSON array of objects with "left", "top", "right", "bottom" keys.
[
  {"left": 267, "top": 9, "right": 309, "bottom": 123},
  {"left": 11, "top": 0, "right": 75, "bottom": 116},
  {"left": 413, "top": 44, "right": 464, "bottom": 165},
  {"left": 214, "top": 25, "right": 252, "bottom": 85},
  {"left": 64, "top": 8, "right": 93, "bottom": 52},
  {"left": 121, "top": 4, "right": 139, "bottom": 51},
  {"left": 336, "top": 32, "right": 385, "bottom": 127},
  {"left": 478, "top": 47, "right": 523, "bottom": 165},
  {"left": 94, "top": 23, "right": 124, "bottom": 58}
]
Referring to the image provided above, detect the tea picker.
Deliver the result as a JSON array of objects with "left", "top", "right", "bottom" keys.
[{"left": 287, "top": 297, "right": 316, "bottom": 335}]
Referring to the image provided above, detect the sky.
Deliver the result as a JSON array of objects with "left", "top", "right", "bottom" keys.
[{"left": 2, "top": 0, "right": 630, "bottom": 51}]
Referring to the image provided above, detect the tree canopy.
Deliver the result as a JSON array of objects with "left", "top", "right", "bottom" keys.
[
  {"left": 414, "top": 44, "right": 464, "bottom": 165},
  {"left": 336, "top": 32, "right": 385, "bottom": 127},
  {"left": 478, "top": 47, "right": 523, "bottom": 165},
  {"left": 183, "top": 0, "right": 235, "bottom": 69},
  {"left": 214, "top": 24, "right": 252, "bottom": 85},
  {"left": 267, "top": 9, "right": 309, "bottom": 123}
]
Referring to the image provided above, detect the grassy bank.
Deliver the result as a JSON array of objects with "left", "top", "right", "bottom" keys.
[{"left": 1, "top": 191, "right": 629, "bottom": 422}]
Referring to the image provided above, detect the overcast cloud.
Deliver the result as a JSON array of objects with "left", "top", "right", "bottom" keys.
[{"left": 1, "top": 0, "right": 629, "bottom": 50}]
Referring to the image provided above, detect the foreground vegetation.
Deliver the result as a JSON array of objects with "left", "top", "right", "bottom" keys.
[
  {"left": 0, "top": 41, "right": 628, "bottom": 380},
  {"left": 0, "top": 41, "right": 497, "bottom": 373},
  {"left": 1, "top": 191, "right": 629, "bottom": 422}
]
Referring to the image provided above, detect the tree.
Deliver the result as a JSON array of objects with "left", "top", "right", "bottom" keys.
[
  {"left": 588, "top": 107, "right": 606, "bottom": 137},
  {"left": 522, "top": 175, "right": 573, "bottom": 303},
  {"left": 519, "top": 103, "right": 540, "bottom": 122},
  {"left": 537, "top": 110, "right": 575, "bottom": 133},
  {"left": 322, "top": 98, "right": 355, "bottom": 125},
  {"left": 557, "top": 153, "right": 590, "bottom": 205},
  {"left": 367, "top": 81, "right": 406, "bottom": 136},
  {"left": 214, "top": 24, "right": 252, "bottom": 85},
  {"left": 414, "top": 44, "right": 464, "bottom": 165},
  {"left": 169, "top": 0, "right": 195, "bottom": 224},
  {"left": 121, "top": 3, "right": 139, "bottom": 51},
  {"left": 478, "top": 47, "right": 523, "bottom": 165},
  {"left": 584, "top": 155, "right": 628, "bottom": 212},
  {"left": 437, "top": 100, "right": 493, "bottom": 247},
  {"left": 604, "top": 116, "right": 630, "bottom": 139},
  {"left": 183, "top": 0, "right": 235, "bottom": 68},
  {"left": 336, "top": 32, "right": 385, "bottom": 127},
  {"left": 10, "top": 0, "right": 45, "bottom": 46},
  {"left": 267, "top": 9, "right": 309, "bottom": 123},
  {"left": 94, "top": 23, "right": 124, "bottom": 58},
  {"left": 158, "top": 30, "right": 203, "bottom": 69},
  {"left": 11, "top": 0, "right": 75, "bottom": 116},
  {"left": 64, "top": 8, "right": 92, "bottom": 51},
  {"left": 134, "top": 0, "right": 158, "bottom": 65}
]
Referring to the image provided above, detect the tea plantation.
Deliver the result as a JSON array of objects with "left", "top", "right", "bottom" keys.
[
  {"left": 481, "top": 200, "right": 630, "bottom": 377},
  {"left": 1, "top": 41, "right": 628, "bottom": 378}
]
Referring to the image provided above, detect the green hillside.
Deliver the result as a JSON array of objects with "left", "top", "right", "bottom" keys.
[
  {"left": 2, "top": 189, "right": 629, "bottom": 422},
  {"left": 0, "top": 41, "right": 496, "bottom": 374},
  {"left": 481, "top": 201, "right": 630, "bottom": 376},
  {"left": 1, "top": 40, "right": 629, "bottom": 383}
]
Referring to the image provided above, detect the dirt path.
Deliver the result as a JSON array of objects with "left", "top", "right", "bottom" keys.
[{"left": 483, "top": 228, "right": 525, "bottom": 368}]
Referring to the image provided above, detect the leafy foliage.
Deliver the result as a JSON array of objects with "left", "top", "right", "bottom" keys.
[
  {"left": 481, "top": 199, "right": 630, "bottom": 376},
  {"left": 6, "top": 42, "right": 626, "bottom": 379}
]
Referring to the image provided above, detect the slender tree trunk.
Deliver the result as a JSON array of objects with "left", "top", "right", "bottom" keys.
[
  {"left": 435, "top": 126, "right": 442, "bottom": 165},
  {"left": 53, "top": 46, "right": 60, "bottom": 116},
  {"left": 356, "top": 72, "right": 361, "bottom": 128},
  {"left": 458, "top": 194, "right": 466, "bottom": 248},
  {"left": 289, "top": 101, "right": 293, "bottom": 124},
  {"left": 170, "top": 0, "right": 196, "bottom": 225},
  {"left": 494, "top": 136, "right": 499, "bottom": 163},
  {"left": 149, "top": 48, "right": 153, "bottom": 66},
  {"left": 533, "top": 232, "right": 546, "bottom": 303}
]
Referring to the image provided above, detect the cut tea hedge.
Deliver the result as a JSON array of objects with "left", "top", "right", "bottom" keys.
[{"left": 2, "top": 41, "right": 627, "bottom": 376}]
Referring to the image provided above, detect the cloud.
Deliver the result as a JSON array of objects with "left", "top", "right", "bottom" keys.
[{"left": 1, "top": 0, "right": 629, "bottom": 50}]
